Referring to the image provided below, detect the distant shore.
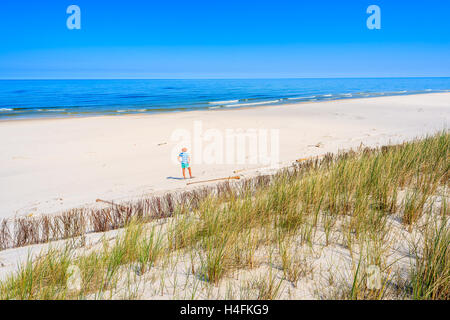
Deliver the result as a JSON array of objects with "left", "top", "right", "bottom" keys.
[{"left": 0, "top": 92, "right": 449, "bottom": 219}]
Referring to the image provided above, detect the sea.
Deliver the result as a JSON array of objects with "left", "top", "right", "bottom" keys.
[{"left": 0, "top": 77, "right": 449, "bottom": 120}]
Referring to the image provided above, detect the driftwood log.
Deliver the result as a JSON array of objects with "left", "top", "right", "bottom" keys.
[
  {"left": 186, "top": 176, "right": 241, "bottom": 186},
  {"left": 95, "top": 199, "right": 128, "bottom": 210}
]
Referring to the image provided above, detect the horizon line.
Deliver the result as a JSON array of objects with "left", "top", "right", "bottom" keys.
[{"left": 1, "top": 76, "right": 450, "bottom": 81}]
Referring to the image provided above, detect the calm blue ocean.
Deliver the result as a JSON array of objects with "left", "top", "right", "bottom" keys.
[{"left": 0, "top": 78, "right": 449, "bottom": 120}]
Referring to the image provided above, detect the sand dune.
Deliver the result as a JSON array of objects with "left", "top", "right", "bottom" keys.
[{"left": 0, "top": 93, "right": 449, "bottom": 219}]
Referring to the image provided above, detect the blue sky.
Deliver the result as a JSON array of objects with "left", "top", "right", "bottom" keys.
[{"left": 0, "top": 0, "right": 449, "bottom": 79}]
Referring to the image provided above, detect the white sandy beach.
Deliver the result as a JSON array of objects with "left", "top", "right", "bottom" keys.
[{"left": 0, "top": 92, "right": 449, "bottom": 219}]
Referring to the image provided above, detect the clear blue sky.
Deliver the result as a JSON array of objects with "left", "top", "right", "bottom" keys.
[{"left": 0, "top": 0, "right": 449, "bottom": 79}]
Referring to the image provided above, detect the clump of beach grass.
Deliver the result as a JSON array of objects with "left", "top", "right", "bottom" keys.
[
  {"left": 410, "top": 217, "right": 449, "bottom": 300},
  {"left": 278, "top": 238, "right": 313, "bottom": 287}
]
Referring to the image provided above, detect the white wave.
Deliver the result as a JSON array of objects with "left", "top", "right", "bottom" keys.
[
  {"left": 323, "top": 94, "right": 332, "bottom": 97},
  {"left": 208, "top": 100, "right": 239, "bottom": 105},
  {"left": 0, "top": 108, "right": 13, "bottom": 112},
  {"left": 341, "top": 93, "right": 352, "bottom": 97},
  {"left": 38, "top": 109, "right": 66, "bottom": 112},
  {"left": 224, "top": 100, "right": 280, "bottom": 107},
  {"left": 208, "top": 106, "right": 221, "bottom": 110},
  {"left": 287, "top": 96, "right": 316, "bottom": 100}
]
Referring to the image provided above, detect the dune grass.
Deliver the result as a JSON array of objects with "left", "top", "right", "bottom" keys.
[
  {"left": 410, "top": 217, "right": 449, "bottom": 300},
  {"left": 0, "top": 131, "right": 448, "bottom": 300}
]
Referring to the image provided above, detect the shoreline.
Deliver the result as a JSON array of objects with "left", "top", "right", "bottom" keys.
[
  {"left": 0, "top": 92, "right": 449, "bottom": 219},
  {"left": 0, "top": 90, "right": 448, "bottom": 123}
]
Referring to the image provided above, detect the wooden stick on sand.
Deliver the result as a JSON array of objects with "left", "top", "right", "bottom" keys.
[
  {"left": 186, "top": 176, "right": 241, "bottom": 186},
  {"left": 295, "top": 155, "right": 325, "bottom": 163},
  {"left": 96, "top": 199, "right": 128, "bottom": 210},
  {"left": 233, "top": 165, "right": 271, "bottom": 174}
]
